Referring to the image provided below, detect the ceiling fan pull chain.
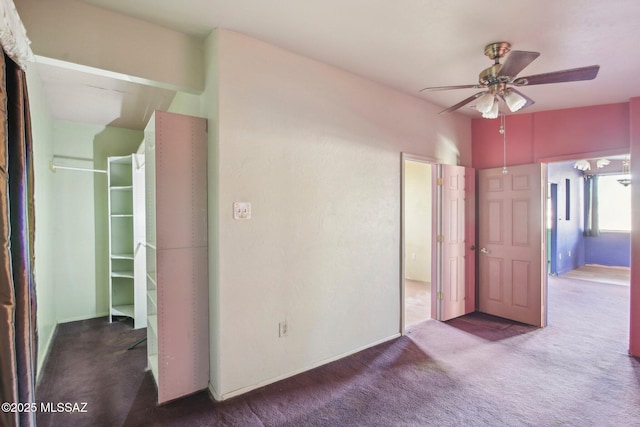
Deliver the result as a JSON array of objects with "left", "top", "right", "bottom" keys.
[{"left": 500, "top": 113, "right": 508, "bottom": 174}]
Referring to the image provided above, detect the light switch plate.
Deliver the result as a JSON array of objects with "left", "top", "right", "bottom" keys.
[{"left": 233, "top": 202, "right": 251, "bottom": 220}]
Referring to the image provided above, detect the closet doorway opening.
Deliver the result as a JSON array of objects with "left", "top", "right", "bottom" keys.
[{"left": 402, "top": 157, "right": 434, "bottom": 330}]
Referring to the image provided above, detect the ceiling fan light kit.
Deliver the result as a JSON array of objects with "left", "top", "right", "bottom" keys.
[
  {"left": 475, "top": 92, "right": 496, "bottom": 113},
  {"left": 420, "top": 41, "right": 600, "bottom": 118},
  {"left": 482, "top": 100, "right": 500, "bottom": 119},
  {"left": 573, "top": 159, "right": 591, "bottom": 171},
  {"left": 502, "top": 89, "right": 527, "bottom": 112}
]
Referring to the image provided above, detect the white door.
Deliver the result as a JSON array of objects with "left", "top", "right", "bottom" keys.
[
  {"left": 434, "top": 164, "right": 475, "bottom": 321},
  {"left": 478, "top": 164, "right": 547, "bottom": 327}
]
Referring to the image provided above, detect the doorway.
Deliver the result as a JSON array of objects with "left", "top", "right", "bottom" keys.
[
  {"left": 546, "top": 157, "right": 631, "bottom": 279},
  {"left": 545, "top": 157, "right": 631, "bottom": 323},
  {"left": 402, "top": 158, "right": 433, "bottom": 329}
]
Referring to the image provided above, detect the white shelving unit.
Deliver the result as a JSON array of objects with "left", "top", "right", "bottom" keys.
[
  {"left": 108, "top": 154, "right": 147, "bottom": 329},
  {"left": 144, "top": 111, "right": 209, "bottom": 404}
]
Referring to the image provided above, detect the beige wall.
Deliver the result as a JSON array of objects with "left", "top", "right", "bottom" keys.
[
  {"left": 206, "top": 29, "right": 471, "bottom": 399},
  {"left": 404, "top": 161, "right": 432, "bottom": 282}
]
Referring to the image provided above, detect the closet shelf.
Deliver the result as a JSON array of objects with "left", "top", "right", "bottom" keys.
[
  {"left": 112, "top": 304, "right": 134, "bottom": 318},
  {"left": 111, "top": 156, "right": 134, "bottom": 165},
  {"left": 108, "top": 153, "right": 146, "bottom": 330},
  {"left": 111, "top": 271, "right": 134, "bottom": 279},
  {"left": 111, "top": 253, "right": 134, "bottom": 260}
]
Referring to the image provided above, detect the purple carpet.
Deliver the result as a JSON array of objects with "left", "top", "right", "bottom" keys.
[{"left": 36, "top": 276, "right": 640, "bottom": 426}]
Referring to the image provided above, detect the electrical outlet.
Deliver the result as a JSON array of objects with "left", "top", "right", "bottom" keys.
[
  {"left": 233, "top": 202, "right": 251, "bottom": 220},
  {"left": 279, "top": 321, "right": 288, "bottom": 338}
]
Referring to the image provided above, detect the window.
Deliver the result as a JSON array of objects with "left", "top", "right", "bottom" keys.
[{"left": 598, "top": 174, "right": 631, "bottom": 231}]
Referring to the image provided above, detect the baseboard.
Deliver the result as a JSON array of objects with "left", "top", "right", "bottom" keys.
[
  {"left": 36, "top": 323, "right": 58, "bottom": 386},
  {"left": 214, "top": 333, "right": 402, "bottom": 401},
  {"left": 208, "top": 383, "right": 221, "bottom": 401},
  {"left": 57, "top": 311, "right": 109, "bottom": 324}
]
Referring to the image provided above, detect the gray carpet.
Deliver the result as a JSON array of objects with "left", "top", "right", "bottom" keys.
[{"left": 36, "top": 276, "right": 640, "bottom": 426}]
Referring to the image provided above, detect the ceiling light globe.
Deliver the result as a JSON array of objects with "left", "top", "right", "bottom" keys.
[
  {"left": 481, "top": 99, "right": 499, "bottom": 118},
  {"left": 475, "top": 93, "right": 495, "bottom": 113},
  {"left": 503, "top": 90, "right": 527, "bottom": 112}
]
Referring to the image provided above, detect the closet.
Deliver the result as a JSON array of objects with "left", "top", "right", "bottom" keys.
[
  {"left": 107, "top": 154, "right": 146, "bottom": 329},
  {"left": 144, "top": 111, "right": 209, "bottom": 404}
]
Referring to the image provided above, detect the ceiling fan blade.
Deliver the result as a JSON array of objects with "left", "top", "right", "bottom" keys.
[
  {"left": 497, "top": 50, "right": 540, "bottom": 78},
  {"left": 513, "top": 65, "right": 600, "bottom": 86},
  {"left": 420, "top": 84, "right": 483, "bottom": 92},
  {"left": 439, "top": 91, "right": 487, "bottom": 114}
]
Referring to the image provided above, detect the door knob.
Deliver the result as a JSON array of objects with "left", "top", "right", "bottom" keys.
[
  {"left": 470, "top": 245, "right": 476, "bottom": 251},
  {"left": 480, "top": 247, "right": 489, "bottom": 254}
]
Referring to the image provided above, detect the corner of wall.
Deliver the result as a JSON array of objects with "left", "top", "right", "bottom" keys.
[
  {"left": 628, "top": 97, "right": 640, "bottom": 356},
  {"left": 202, "top": 28, "right": 222, "bottom": 394},
  {"left": 36, "top": 323, "right": 58, "bottom": 384},
  {"left": 208, "top": 382, "right": 222, "bottom": 402}
]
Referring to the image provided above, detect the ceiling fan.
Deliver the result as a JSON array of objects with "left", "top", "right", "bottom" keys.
[{"left": 420, "top": 42, "right": 600, "bottom": 118}]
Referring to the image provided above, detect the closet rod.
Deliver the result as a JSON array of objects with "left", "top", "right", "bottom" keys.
[{"left": 49, "top": 161, "right": 107, "bottom": 174}]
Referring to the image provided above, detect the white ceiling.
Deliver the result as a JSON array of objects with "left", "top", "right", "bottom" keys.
[{"left": 45, "top": 0, "right": 640, "bottom": 128}]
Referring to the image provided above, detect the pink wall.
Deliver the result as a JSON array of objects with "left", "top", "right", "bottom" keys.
[
  {"left": 472, "top": 114, "right": 533, "bottom": 169},
  {"left": 630, "top": 97, "right": 640, "bottom": 356},
  {"left": 472, "top": 103, "right": 630, "bottom": 169},
  {"left": 472, "top": 100, "right": 640, "bottom": 356}
]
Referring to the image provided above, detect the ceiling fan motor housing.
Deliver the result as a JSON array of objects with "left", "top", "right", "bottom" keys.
[
  {"left": 479, "top": 64, "right": 503, "bottom": 87},
  {"left": 484, "top": 42, "right": 511, "bottom": 61}
]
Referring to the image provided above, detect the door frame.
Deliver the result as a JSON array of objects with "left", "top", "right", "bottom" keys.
[{"left": 400, "top": 153, "right": 438, "bottom": 335}]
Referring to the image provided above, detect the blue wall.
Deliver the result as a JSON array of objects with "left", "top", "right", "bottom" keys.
[
  {"left": 585, "top": 232, "right": 631, "bottom": 267},
  {"left": 548, "top": 161, "right": 631, "bottom": 270},
  {"left": 548, "top": 161, "right": 585, "bottom": 275}
]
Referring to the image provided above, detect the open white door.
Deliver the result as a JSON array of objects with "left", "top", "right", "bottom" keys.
[
  {"left": 478, "top": 164, "right": 547, "bottom": 327},
  {"left": 433, "top": 164, "right": 475, "bottom": 321}
]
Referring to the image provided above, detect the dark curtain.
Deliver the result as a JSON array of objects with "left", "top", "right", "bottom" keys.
[
  {"left": 0, "top": 47, "right": 38, "bottom": 427},
  {"left": 584, "top": 175, "right": 600, "bottom": 237}
]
